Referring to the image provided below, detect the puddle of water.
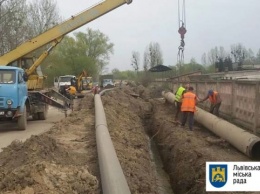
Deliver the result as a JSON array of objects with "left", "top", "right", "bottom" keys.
[{"left": 149, "top": 139, "right": 174, "bottom": 194}]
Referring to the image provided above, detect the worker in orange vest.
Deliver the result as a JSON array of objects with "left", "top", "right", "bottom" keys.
[
  {"left": 174, "top": 83, "right": 190, "bottom": 122},
  {"left": 181, "top": 86, "right": 198, "bottom": 131},
  {"left": 65, "top": 85, "right": 77, "bottom": 100},
  {"left": 200, "top": 89, "right": 222, "bottom": 116}
]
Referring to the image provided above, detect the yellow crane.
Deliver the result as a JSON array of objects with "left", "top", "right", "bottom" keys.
[
  {"left": 0, "top": 0, "right": 133, "bottom": 130},
  {"left": 0, "top": 0, "right": 132, "bottom": 90}
]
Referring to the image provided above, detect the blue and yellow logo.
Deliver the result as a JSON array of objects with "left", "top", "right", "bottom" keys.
[{"left": 209, "top": 164, "right": 227, "bottom": 188}]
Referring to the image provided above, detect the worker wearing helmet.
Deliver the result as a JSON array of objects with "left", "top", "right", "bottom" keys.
[
  {"left": 200, "top": 89, "right": 222, "bottom": 116},
  {"left": 174, "top": 83, "right": 190, "bottom": 122}
]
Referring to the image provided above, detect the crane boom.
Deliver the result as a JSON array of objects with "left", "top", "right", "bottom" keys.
[
  {"left": 0, "top": 0, "right": 133, "bottom": 131},
  {"left": 0, "top": 0, "right": 132, "bottom": 66}
]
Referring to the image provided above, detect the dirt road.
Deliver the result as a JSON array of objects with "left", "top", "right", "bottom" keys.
[{"left": 0, "top": 107, "right": 67, "bottom": 151}]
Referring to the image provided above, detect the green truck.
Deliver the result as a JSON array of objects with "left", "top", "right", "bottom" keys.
[{"left": 100, "top": 74, "right": 115, "bottom": 89}]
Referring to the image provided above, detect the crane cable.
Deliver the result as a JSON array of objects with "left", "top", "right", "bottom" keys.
[{"left": 177, "top": 0, "right": 187, "bottom": 67}]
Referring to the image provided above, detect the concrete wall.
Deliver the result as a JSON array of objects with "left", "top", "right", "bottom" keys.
[{"left": 163, "top": 80, "right": 260, "bottom": 134}]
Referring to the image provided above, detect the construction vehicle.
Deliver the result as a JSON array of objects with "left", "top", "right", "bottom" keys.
[
  {"left": 54, "top": 75, "right": 76, "bottom": 93},
  {"left": 75, "top": 70, "right": 87, "bottom": 92},
  {"left": 54, "top": 71, "right": 87, "bottom": 93},
  {"left": 100, "top": 74, "right": 115, "bottom": 89},
  {"left": 54, "top": 71, "right": 87, "bottom": 99},
  {"left": 0, "top": 0, "right": 133, "bottom": 130},
  {"left": 82, "top": 76, "right": 93, "bottom": 90}
]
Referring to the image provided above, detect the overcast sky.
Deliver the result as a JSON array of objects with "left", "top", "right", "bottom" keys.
[{"left": 55, "top": 0, "right": 260, "bottom": 72}]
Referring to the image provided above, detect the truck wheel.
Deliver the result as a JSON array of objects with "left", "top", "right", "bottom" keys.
[
  {"left": 38, "top": 106, "right": 47, "bottom": 120},
  {"left": 18, "top": 106, "right": 27, "bottom": 130}
]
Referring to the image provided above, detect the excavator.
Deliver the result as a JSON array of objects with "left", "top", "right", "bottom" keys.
[
  {"left": 82, "top": 76, "right": 94, "bottom": 90},
  {"left": 66, "top": 70, "right": 88, "bottom": 99},
  {"left": 0, "top": 0, "right": 133, "bottom": 130},
  {"left": 75, "top": 70, "right": 87, "bottom": 92}
]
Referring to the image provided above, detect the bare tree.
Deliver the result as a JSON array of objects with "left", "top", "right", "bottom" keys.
[
  {"left": 144, "top": 42, "right": 163, "bottom": 68},
  {"left": 219, "top": 46, "right": 227, "bottom": 59},
  {"left": 0, "top": 0, "right": 27, "bottom": 55},
  {"left": 27, "top": 0, "right": 60, "bottom": 36},
  {"left": 207, "top": 47, "right": 218, "bottom": 65},
  {"left": 143, "top": 52, "right": 149, "bottom": 71},
  {"left": 256, "top": 49, "right": 260, "bottom": 64},
  {"left": 0, "top": 0, "right": 60, "bottom": 56},
  {"left": 230, "top": 43, "right": 248, "bottom": 69},
  {"left": 131, "top": 51, "right": 140, "bottom": 72},
  {"left": 201, "top": 52, "right": 207, "bottom": 66},
  {"left": 248, "top": 48, "right": 255, "bottom": 61}
]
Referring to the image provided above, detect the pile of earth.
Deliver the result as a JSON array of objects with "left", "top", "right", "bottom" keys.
[
  {"left": 0, "top": 97, "right": 99, "bottom": 194},
  {"left": 0, "top": 84, "right": 256, "bottom": 194},
  {"left": 0, "top": 87, "right": 163, "bottom": 194}
]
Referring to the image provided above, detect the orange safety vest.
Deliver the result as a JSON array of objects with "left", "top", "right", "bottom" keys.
[
  {"left": 181, "top": 92, "right": 196, "bottom": 112},
  {"left": 209, "top": 91, "right": 218, "bottom": 104},
  {"left": 68, "top": 86, "right": 76, "bottom": 95}
]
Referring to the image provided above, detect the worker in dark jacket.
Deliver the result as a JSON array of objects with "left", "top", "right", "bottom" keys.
[
  {"left": 70, "top": 77, "right": 77, "bottom": 87},
  {"left": 200, "top": 89, "right": 222, "bottom": 116},
  {"left": 60, "top": 84, "right": 68, "bottom": 96}
]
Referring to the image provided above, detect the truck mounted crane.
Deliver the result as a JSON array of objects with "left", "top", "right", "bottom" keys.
[{"left": 0, "top": 0, "right": 133, "bottom": 130}]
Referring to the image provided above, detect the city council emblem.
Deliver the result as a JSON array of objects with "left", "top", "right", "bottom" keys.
[{"left": 209, "top": 164, "right": 227, "bottom": 188}]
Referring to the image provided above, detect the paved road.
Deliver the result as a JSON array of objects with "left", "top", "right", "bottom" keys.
[{"left": 0, "top": 107, "right": 68, "bottom": 151}]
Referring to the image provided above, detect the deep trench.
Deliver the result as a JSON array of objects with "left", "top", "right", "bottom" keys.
[
  {"left": 142, "top": 99, "right": 205, "bottom": 194},
  {"left": 142, "top": 107, "right": 176, "bottom": 194}
]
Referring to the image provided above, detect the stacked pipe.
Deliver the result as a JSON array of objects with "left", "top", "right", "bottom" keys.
[{"left": 162, "top": 91, "right": 260, "bottom": 159}]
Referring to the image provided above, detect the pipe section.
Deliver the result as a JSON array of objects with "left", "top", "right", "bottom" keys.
[
  {"left": 94, "top": 94, "right": 131, "bottom": 194},
  {"left": 99, "top": 88, "right": 115, "bottom": 96},
  {"left": 162, "top": 91, "right": 260, "bottom": 159}
]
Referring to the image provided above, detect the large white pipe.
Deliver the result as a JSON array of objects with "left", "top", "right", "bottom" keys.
[
  {"left": 95, "top": 94, "right": 131, "bottom": 194},
  {"left": 162, "top": 91, "right": 260, "bottom": 159}
]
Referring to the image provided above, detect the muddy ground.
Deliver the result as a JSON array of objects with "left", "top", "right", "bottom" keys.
[{"left": 0, "top": 84, "right": 257, "bottom": 194}]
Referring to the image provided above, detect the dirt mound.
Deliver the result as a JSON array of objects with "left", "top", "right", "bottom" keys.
[
  {"left": 101, "top": 86, "right": 159, "bottom": 193},
  {"left": 0, "top": 88, "right": 160, "bottom": 194},
  {"left": 0, "top": 96, "right": 100, "bottom": 194}
]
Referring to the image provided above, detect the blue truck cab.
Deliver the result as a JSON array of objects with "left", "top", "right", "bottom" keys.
[{"left": 0, "top": 66, "right": 28, "bottom": 130}]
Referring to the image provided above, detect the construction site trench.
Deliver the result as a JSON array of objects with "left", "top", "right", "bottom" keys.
[{"left": 0, "top": 84, "right": 257, "bottom": 194}]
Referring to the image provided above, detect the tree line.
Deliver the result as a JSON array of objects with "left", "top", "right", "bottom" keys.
[
  {"left": 0, "top": 0, "right": 60, "bottom": 56},
  {"left": 0, "top": 0, "right": 115, "bottom": 86},
  {"left": 202, "top": 44, "right": 260, "bottom": 72},
  {"left": 2, "top": 0, "right": 260, "bottom": 85},
  {"left": 116, "top": 42, "right": 260, "bottom": 82}
]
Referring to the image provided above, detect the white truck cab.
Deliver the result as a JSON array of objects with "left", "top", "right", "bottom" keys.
[{"left": 54, "top": 75, "right": 76, "bottom": 92}]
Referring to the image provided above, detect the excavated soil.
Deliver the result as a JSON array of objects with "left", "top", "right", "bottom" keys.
[{"left": 0, "top": 85, "right": 256, "bottom": 194}]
